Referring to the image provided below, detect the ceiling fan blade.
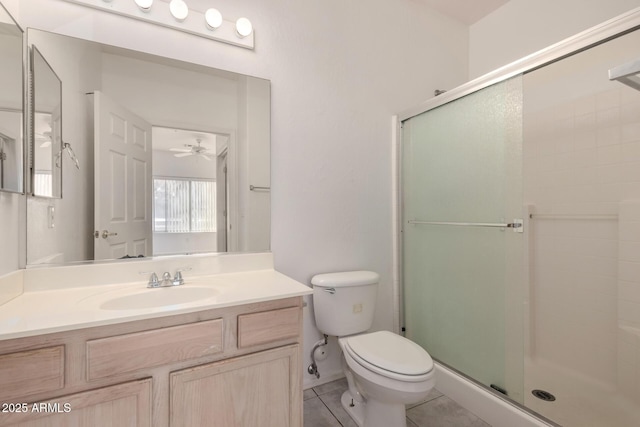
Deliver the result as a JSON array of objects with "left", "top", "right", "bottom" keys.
[
  {"left": 199, "top": 154, "right": 212, "bottom": 161},
  {"left": 39, "top": 140, "right": 51, "bottom": 148},
  {"left": 170, "top": 148, "right": 191, "bottom": 152},
  {"left": 174, "top": 152, "right": 193, "bottom": 158}
]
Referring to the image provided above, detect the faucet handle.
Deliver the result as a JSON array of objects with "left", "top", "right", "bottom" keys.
[
  {"left": 173, "top": 267, "right": 191, "bottom": 286},
  {"left": 140, "top": 271, "right": 160, "bottom": 288},
  {"left": 173, "top": 271, "right": 184, "bottom": 286}
]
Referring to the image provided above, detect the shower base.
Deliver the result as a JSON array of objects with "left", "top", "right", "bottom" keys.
[
  {"left": 524, "top": 357, "right": 640, "bottom": 427},
  {"left": 433, "top": 363, "right": 550, "bottom": 427}
]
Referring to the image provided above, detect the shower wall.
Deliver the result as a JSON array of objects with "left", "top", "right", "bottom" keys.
[{"left": 523, "top": 30, "right": 640, "bottom": 400}]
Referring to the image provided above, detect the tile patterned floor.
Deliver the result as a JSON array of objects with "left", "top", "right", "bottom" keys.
[{"left": 303, "top": 378, "right": 492, "bottom": 427}]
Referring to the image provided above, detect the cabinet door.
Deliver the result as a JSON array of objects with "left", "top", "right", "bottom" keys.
[
  {"left": 0, "top": 379, "right": 151, "bottom": 427},
  {"left": 170, "top": 345, "right": 301, "bottom": 427}
]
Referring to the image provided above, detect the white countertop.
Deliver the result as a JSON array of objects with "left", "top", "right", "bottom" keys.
[{"left": 0, "top": 269, "right": 312, "bottom": 341}]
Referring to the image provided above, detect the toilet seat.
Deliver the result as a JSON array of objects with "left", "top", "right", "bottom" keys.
[{"left": 341, "top": 331, "right": 433, "bottom": 382}]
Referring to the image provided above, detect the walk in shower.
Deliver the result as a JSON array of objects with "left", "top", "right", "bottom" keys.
[{"left": 401, "top": 12, "right": 640, "bottom": 427}]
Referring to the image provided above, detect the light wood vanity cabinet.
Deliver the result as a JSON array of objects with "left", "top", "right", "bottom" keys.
[{"left": 0, "top": 297, "right": 303, "bottom": 427}]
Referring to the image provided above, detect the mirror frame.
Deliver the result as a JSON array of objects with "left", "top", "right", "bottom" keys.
[{"left": 0, "top": 1, "right": 25, "bottom": 196}]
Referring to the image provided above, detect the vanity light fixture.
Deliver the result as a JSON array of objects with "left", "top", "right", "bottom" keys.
[
  {"left": 205, "top": 8, "right": 223, "bottom": 30},
  {"left": 61, "top": 0, "right": 255, "bottom": 50},
  {"left": 169, "top": 0, "right": 189, "bottom": 22},
  {"left": 134, "top": 0, "right": 153, "bottom": 12},
  {"left": 235, "top": 17, "right": 253, "bottom": 38}
]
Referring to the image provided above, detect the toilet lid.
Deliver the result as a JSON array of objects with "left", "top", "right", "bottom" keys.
[{"left": 344, "top": 331, "right": 433, "bottom": 376}]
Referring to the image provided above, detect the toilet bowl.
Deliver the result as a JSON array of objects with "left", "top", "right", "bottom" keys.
[
  {"left": 338, "top": 331, "right": 435, "bottom": 427},
  {"left": 311, "top": 271, "right": 435, "bottom": 427}
]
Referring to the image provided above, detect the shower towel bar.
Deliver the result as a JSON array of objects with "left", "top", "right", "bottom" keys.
[{"left": 407, "top": 219, "right": 524, "bottom": 232}]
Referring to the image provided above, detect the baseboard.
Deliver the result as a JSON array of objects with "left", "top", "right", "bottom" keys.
[{"left": 303, "top": 369, "right": 345, "bottom": 390}]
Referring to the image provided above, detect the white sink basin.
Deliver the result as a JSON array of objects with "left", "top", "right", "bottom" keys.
[{"left": 99, "top": 286, "right": 219, "bottom": 310}]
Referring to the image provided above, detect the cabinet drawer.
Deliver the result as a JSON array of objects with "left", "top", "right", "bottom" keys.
[
  {"left": 0, "top": 346, "right": 64, "bottom": 400},
  {"left": 87, "top": 319, "right": 223, "bottom": 380},
  {"left": 238, "top": 306, "right": 300, "bottom": 348}
]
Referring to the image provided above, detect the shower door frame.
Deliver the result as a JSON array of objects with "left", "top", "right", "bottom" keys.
[{"left": 393, "top": 4, "right": 640, "bottom": 418}]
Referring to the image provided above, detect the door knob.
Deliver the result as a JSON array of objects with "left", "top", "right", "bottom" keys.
[{"left": 101, "top": 230, "right": 118, "bottom": 239}]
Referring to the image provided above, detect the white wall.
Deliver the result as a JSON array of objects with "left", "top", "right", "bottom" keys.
[
  {"left": 6, "top": 0, "right": 469, "bottom": 386},
  {"left": 238, "top": 76, "right": 270, "bottom": 252},
  {"left": 469, "top": 0, "right": 640, "bottom": 79},
  {"left": 101, "top": 53, "right": 239, "bottom": 131}
]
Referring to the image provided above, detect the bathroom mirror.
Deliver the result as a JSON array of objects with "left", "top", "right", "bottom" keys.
[
  {"left": 31, "top": 46, "right": 62, "bottom": 198},
  {"left": 0, "top": 3, "right": 24, "bottom": 194},
  {"left": 26, "top": 29, "right": 270, "bottom": 266}
]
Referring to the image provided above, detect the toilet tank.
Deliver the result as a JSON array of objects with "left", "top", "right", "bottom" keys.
[{"left": 311, "top": 271, "right": 379, "bottom": 337}]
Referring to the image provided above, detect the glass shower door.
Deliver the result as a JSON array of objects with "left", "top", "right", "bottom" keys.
[{"left": 402, "top": 76, "right": 524, "bottom": 403}]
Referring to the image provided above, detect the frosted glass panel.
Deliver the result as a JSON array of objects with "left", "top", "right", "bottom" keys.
[{"left": 402, "top": 76, "right": 523, "bottom": 401}]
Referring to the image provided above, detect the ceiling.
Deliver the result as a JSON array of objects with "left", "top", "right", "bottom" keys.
[
  {"left": 418, "top": 0, "right": 510, "bottom": 25},
  {"left": 152, "top": 126, "right": 222, "bottom": 153}
]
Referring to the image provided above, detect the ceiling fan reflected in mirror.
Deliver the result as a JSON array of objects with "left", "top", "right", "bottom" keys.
[
  {"left": 36, "top": 130, "right": 52, "bottom": 148},
  {"left": 35, "top": 123, "right": 53, "bottom": 148},
  {"left": 170, "top": 138, "right": 212, "bottom": 160}
]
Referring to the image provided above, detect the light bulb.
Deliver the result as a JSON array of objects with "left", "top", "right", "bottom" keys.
[
  {"left": 134, "top": 0, "right": 153, "bottom": 11},
  {"left": 170, "top": 0, "right": 189, "bottom": 21},
  {"left": 205, "top": 8, "right": 223, "bottom": 30},
  {"left": 236, "top": 17, "right": 252, "bottom": 38}
]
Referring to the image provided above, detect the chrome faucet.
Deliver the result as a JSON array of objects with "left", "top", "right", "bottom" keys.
[{"left": 141, "top": 268, "right": 191, "bottom": 288}]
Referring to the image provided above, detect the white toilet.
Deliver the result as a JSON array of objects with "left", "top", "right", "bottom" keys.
[{"left": 312, "top": 271, "right": 435, "bottom": 427}]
